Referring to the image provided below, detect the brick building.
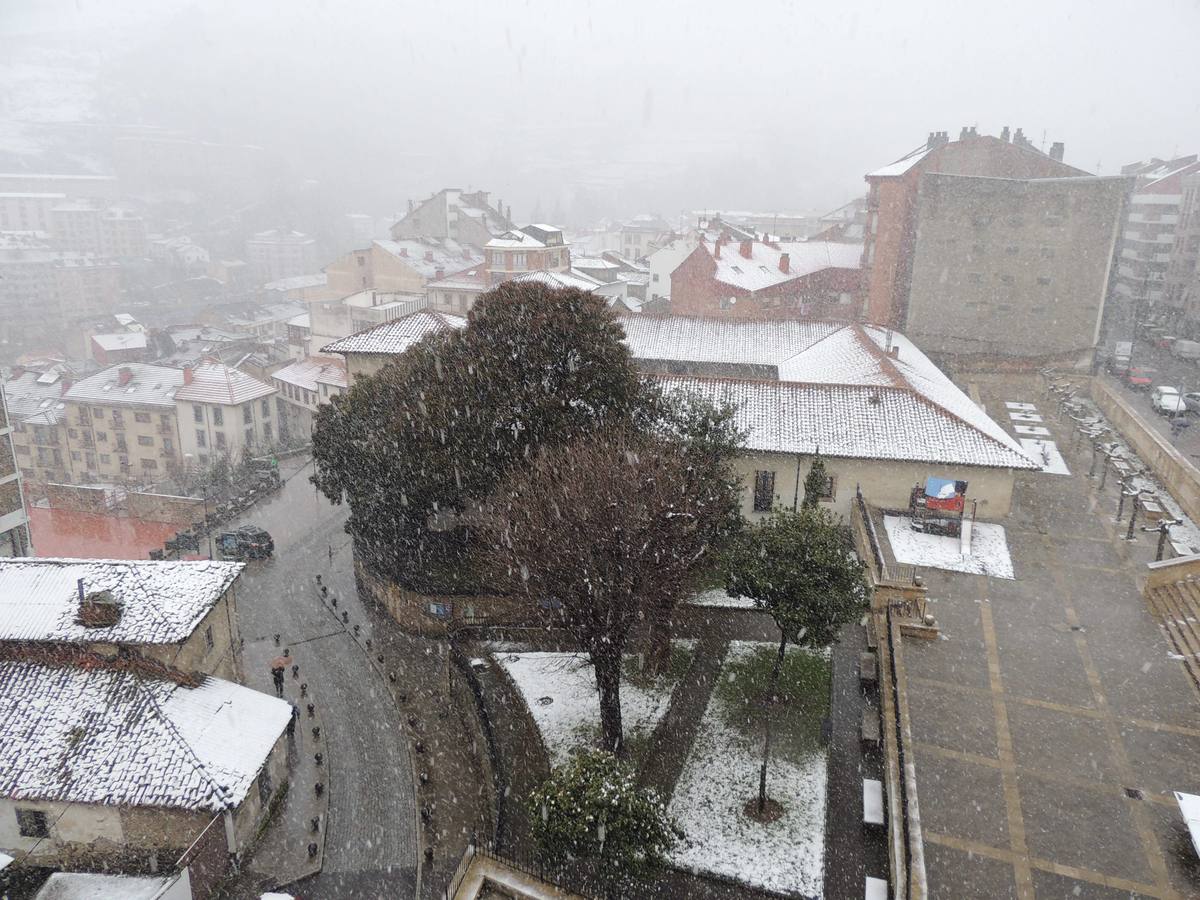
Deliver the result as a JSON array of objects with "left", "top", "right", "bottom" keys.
[
  {"left": 668, "top": 236, "right": 862, "bottom": 318},
  {"left": 0, "top": 382, "right": 32, "bottom": 557}
]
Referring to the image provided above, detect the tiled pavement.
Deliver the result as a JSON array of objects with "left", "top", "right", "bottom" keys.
[{"left": 891, "top": 375, "right": 1200, "bottom": 899}]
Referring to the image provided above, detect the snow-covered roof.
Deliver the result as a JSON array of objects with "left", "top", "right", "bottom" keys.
[
  {"left": 321, "top": 310, "right": 467, "bottom": 356},
  {"left": 3, "top": 372, "right": 68, "bottom": 425},
  {"left": 701, "top": 240, "right": 861, "bottom": 293},
  {"left": 867, "top": 144, "right": 935, "bottom": 178},
  {"left": 263, "top": 273, "right": 327, "bottom": 292},
  {"left": 286, "top": 313, "right": 311, "bottom": 328},
  {"left": 425, "top": 265, "right": 488, "bottom": 292},
  {"left": 486, "top": 229, "right": 547, "bottom": 249},
  {"left": 372, "top": 239, "right": 482, "bottom": 279},
  {"left": 622, "top": 315, "right": 1034, "bottom": 469},
  {"left": 91, "top": 332, "right": 148, "bottom": 352},
  {"left": 174, "top": 362, "right": 275, "bottom": 406},
  {"left": 64, "top": 363, "right": 185, "bottom": 409},
  {"left": 509, "top": 270, "right": 601, "bottom": 291},
  {"left": 0, "top": 558, "right": 243, "bottom": 645},
  {"left": 272, "top": 356, "right": 348, "bottom": 392},
  {"left": 0, "top": 658, "right": 289, "bottom": 813},
  {"left": 249, "top": 229, "right": 313, "bottom": 244},
  {"left": 34, "top": 872, "right": 173, "bottom": 900}
]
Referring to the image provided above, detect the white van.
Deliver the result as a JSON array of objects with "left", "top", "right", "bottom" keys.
[{"left": 1172, "top": 339, "right": 1200, "bottom": 360}]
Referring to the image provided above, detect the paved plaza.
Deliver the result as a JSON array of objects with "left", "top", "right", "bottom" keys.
[{"left": 888, "top": 375, "right": 1200, "bottom": 899}]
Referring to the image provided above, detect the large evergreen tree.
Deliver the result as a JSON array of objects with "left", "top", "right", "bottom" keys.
[{"left": 311, "top": 282, "right": 652, "bottom": 589}]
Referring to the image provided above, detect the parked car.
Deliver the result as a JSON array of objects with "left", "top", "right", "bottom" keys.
[
  {"left": 1185, "top": 392, "right": 1200, "bottom": 416},
  {"left": 1125, "top": 366, "right": 1157, "bottom": 390},
  {"left": 1150, "top": 386, "right": 1187, "bottom": 416},
  {"left": 217, "top": 524, "right": 275, "bottom": 560},
  {"left": 1173, "top": 339, "right": 1200, "bottom": 360}
]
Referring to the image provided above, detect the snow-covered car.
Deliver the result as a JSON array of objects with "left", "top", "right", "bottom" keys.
[{"left": 1150, "top": 386, "right": 1187, "bottom": 416}]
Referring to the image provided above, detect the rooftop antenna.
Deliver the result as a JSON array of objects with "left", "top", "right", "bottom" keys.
[{"left": 885, "top": 328, "right": 894, "bottom": 354}]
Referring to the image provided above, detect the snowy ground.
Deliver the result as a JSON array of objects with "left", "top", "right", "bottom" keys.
[
  {"left": 884, "top": 515, "right": 1015, "bottom": 579},
  {"left": 1014, "top": 424, "right": 1051, "bottom": 437},
  {"left": 1019, "top": 438, "right": 1071, "bottom": 476},
  {"left": 687, "top": 587, "right": 757, "bottom": 609},
  {"left": 669, "top": 641, "right": 829, "bottom": 897},
  {"left": 496, "top": 644, "right": 693, "bottom": 767}
]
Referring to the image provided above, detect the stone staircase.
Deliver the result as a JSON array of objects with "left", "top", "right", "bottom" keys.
[{"left": 1144, "top": 577, "right": 1200, "bottom": 694}]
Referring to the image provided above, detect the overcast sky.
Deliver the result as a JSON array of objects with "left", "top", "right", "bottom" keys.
[{"left": 4, "top": 0, "right": 1200, "bottom": 222}]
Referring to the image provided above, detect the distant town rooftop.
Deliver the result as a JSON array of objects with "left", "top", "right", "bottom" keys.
[
  {"left": 64, "top": 363, "right": 185, "bottom": 409},
  {"left": 272, "top": 356, "right": 348, "bottom": 393},
  {"left": 321, "top": 310, "right": 466, "bottom": 356},
  {"left": 174, "top": 361, "right": 275, "bottom": 406}
]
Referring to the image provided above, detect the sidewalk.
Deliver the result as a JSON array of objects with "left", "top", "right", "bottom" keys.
[
  {"left": 310, "top": 541, "right": 495, "bottom": 900},
  {"left": 240, "top": 637, "right": 329, "bottom": 887}
]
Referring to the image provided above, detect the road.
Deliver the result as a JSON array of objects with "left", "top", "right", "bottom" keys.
[
  {"left": 229, "top": 458, "right": 419, "bottom": 898},
  {"left": 1104, "top": 337, "right": 1200, "bottom": 459}
]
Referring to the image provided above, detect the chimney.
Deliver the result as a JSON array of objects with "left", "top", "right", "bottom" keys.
[
  {"left": 959, "top": 126, "right": 970, "bottom": 141},
  {"left": 76, "top": 580, "right": 123, "bottom": 628},
  {"left": 1000, "top": 125, "right": 1010, "bottom": 142},
  {"left": 424, "top": 251, "right": 434, "bottom": 262},
  {"left": 1049, "top": 141, "right": 1065, "bottom": 162},
  {"left": 927, "top": 131, "right": 937, "bottom": 151},
  {"left": 400, "top": 247, "right": 408, "bottom": 257},
  {"left": 1014, "top": 127, "right": 1026, "bottom": 146},
  {"left": 407, "top": 198, "right": 414, "bottom": 214},
  {"left": 779, "top": 252, "right": 790, "bottom": 274},
  {"left": 118, "top": 366, "right": 133, "bottom": 386},
  {"left": 713, "top": 238, "right": 722, "bottom": 259},
  {"left": 889, "top": 346, "right": 900, "bottom": 359},
  {"left": 435, "top": 267, "right": 445, "bottom": 280},
  {"left": 740, "top": 239, "right": 753, "bottom": 259},
  {"left": 183, "top": 365, "right": 193, "bottom": 385}
]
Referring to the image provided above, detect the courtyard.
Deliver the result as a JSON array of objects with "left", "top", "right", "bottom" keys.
[{"left": 882, "top": 374, "right": 1200, "bottom": 899}]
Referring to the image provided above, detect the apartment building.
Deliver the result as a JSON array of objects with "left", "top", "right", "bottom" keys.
[
  {"left": 485, "top": 225, "right": 570, "bottom": 287},
  {"left": 175, "top": 362, "right": 276, "bottom": 467},
  {"left": 270, "top": 356, "right": 347, "bottom": 441},
  {"left": 3, "top": 368, "right": 73, "bottom": 496},
  {"left": 1110, "top": 156, "right": 1200, "bottom": 327},
  {"left": 389, "top": 188, "right": 512, "bottom": 245},
  {"left": 246, "top": 228, "right": 319, "bottom": 284},
  {"left": 1173, "top": 173, "right": 1200, "bottom": 334},
  {"left": 63, "top": 364, "right": 185, "bottom": 484},
  {"left": 861, "top": 126, "right": 1129, "bottom": 366},
  {"left": 0, "top": 383, "right": 32, "bottom": 557}
]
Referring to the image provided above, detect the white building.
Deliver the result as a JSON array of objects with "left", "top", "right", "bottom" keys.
[
  {"left": 270, "top": 356, "right": 348, "bottom": 440},
  {"left": 245, "top": 229, "right": 318, "bottom": 285},
  {"left": 174, "top": 363, "right": 277, "bottom": 466}
]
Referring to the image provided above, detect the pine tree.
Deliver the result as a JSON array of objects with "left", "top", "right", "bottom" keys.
[{"left": 801, "top": 451, "right": 829, "bottom": 509}]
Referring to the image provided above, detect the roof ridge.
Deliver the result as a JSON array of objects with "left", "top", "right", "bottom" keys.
[
  {"left": 847, "top": 324, "right": 908, "bottom": 389},
  {"left": 775, "top": 322, "right": 857, "bottom": 370}
]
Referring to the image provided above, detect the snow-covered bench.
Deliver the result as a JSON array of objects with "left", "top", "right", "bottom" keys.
[
  {"left": 863, "top": 778, "right": 885, "bottom": 826},
  {"left": 865, "top": 875, "right": 888, "bottom": 900},
  {"left": 859, "top": 651, "right": 877, "bottom": 685},
  {"left": 861, "top": 708, "right": 881, "bottom": 746}
]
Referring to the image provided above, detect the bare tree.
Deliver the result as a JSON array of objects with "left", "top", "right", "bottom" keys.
[{"left": 481, "top": 428, "right": 735, "bottom": 754}]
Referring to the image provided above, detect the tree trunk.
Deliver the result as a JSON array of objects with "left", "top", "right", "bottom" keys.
[
  {"left": 758, "top": 630, "right": 788, "bottom": 814},
  {"left": 595, "top": 651, "right": 625, "bottom": 757},
  {"left": 644, "top": 610, "right": 672, "bottom": 676}
]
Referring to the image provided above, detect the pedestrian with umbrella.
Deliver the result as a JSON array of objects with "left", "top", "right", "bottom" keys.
[{"left": 270, "top": 648, "right": 290, "bottom": 698}]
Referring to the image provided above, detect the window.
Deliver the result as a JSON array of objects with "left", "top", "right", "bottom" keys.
[
  {"left": 212, "top": 408, "right": 223, "bottom": 427},
  {"left": 1040, "top": 246, "right": 1055, "bottom": 259},
  {"left": 1000, "top": 274, "right": 1015, "bottom": 285},
  {"left": 263, "top": 421, "right": 272, "bottom": 441},
  {"left": 1037, "top": 276, "right": 1053, "bottom": 286},
  {"left": 356, "top": 254, "right": 365, "bottom": 267},
  {"left": 137, "top": 435, "right": 153, "bottom": 446},
  {"left": 967, "top": 272, "right": 983, "bottom": 284},
  {"left": 17, "top": 808, "right": 49, "bottom": 838},
  {"left": 245, "top": 429, "right": 253, "bottom": 447},
  {"left": 161, "top": 415, "right": 170, "bottom": 427},
  {"left": 68, "top": 428, "right": 77, "bottom": 438},
  {"left": 512, "top": 252, "right": 526, "bottom": 268},
  {"left": 753, "top": 470, "right": 776, "bottom": 512},
  {"left": 243, "top": 406, "right": 253, "bottom": 425},
  {"left": 115, "top": 436, "right": 127, "bottom": 453},
  {"left": 141, "top": 458, "right": 157, "bottom": 470},
  {"left": 1004, "top": 245, "right": 1019, "bottom": 256},
  {"left": 205, "top": 625, "right": 214, "bottom": 651},
  {"left": 196, "top": 429, "right": 207, "bottom": 448},
  {"left": 652, "top": 273, "right": 659, "bottom": 282},
  {"left": 100, "top": 453, "right": 111, "bottom": 464},
  {"left": 134, "top": 412, "right": 151, "bottom": 423},
  {"left": 70, "top": 450, "right": 81, "bottom": 461},
  {"left": 262, "top": 399, "right": 271, "bottom": 417},
  {"left": 215, "top": 431, "right": 226, "bottom": 450},
  {"left": 93, "top": 408, "right": 103, "bottom": 419},
  {"left": 193, "top": 406, "right": 203, "bottom": 423}
]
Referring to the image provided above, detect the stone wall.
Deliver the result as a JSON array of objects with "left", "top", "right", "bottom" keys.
[
  {"left": 46, "top": 482, "right": 112, "bottom": 514},
  {"left": 124, "top": 491, "right": 204, "bottom": 525},
  {"left": 355, "top": 559, "right": 534, "bottom": 636},
  {"left": 1090, "top": 378, "right": 1200, "bottom": 524}
]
